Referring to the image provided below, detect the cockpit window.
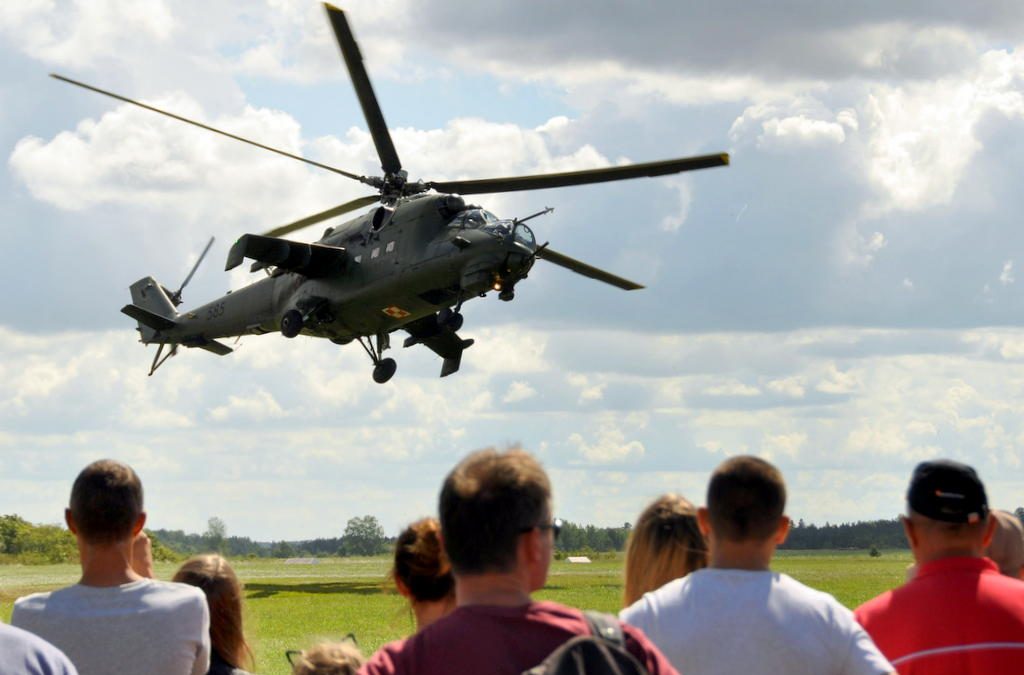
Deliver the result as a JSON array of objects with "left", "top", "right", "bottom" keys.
[
  {"left": 514, "top": 224, "right": 536, "bottom": 247},
  {"left": 449, "top": 209, "right": 499, "bottom": 229}
]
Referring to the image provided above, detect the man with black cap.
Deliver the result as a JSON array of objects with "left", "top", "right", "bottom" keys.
[{"left": 855, "top": 459, "right": 1024, "bottom": 673}]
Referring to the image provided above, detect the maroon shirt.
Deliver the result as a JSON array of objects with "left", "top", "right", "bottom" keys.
[{"left": 361, "top": 600, "right": 679, "bottom": 675}]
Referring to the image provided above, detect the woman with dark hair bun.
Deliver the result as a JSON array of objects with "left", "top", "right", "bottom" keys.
[
  {"left": 392, "top": 517, "right": 455, "bottom": 632},
  {"left": 173, "top": 554, "right": 254, "bottom": 675}
]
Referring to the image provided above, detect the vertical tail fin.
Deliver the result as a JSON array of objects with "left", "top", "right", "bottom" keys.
[{"left": 127, "top": 277, "right": 177, "bottom": 342}]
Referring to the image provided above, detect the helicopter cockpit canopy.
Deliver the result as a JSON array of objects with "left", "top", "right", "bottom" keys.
[
  {"left": 449, "top": 208, "right": 535, "bottom": 247},
  {"left": 449, "top": 208, "right": 499, "bottom": 229}
]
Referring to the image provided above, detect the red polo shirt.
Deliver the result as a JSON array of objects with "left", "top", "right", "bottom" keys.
[{"left": 854, "top": 556, "right": 1024, "bottom": 674}]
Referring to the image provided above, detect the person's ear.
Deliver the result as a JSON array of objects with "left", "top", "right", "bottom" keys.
[
  {"left": 902, "top": 516, "right": 918, "bottom": 548},
  {"left": 395, "top": 577, "right": 412, "bottom": 599},
  {"left": 64, "top": 509, "right": 77, "bottom": 534},
  {"left": 980, "top": 514, "right": 997, "bottom": 549},
  {"left": 132, "top": 512, "right": 147, "bottom": 537},
  {"left": 775, "top": 516, "right": 790, "bottom": 545},
  {"left": 696, "top": 507, "right": 711, "bottom": 538}
]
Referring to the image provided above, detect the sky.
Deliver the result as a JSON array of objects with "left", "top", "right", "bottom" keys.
[{"left": 1, "top": 1, "right": 1023, "bottom": 541}]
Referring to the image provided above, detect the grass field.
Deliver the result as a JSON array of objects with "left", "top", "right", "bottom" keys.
[{"left": 0, "top": 550, "right": 912, "bottom": 675}]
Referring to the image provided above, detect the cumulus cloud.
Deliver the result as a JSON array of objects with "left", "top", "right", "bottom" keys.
[
  {"left": 568, "top": 417, "right": 645, "bottom": 464},
  {"left": 503, "top": 381, "right": 537, "bottom": 403}
]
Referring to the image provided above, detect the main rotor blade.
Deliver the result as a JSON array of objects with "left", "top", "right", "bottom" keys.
[
  {"left": 324, "top": 4, "right": 402, "bottom": 176},
  {"left": 262, "top": 194, "right": 380, "bottom": 238},
  {"left": 172, "top": 236, "right": 215, "bottom": 304},
  {"left": 537, "top": 247, "right": 644, "bottom": 291},
  {"left": 427, "top": 153, "right": 729, "bottom": 196},
  {"left": 50, "top": 73, "right": 374, "bottom": 186}
]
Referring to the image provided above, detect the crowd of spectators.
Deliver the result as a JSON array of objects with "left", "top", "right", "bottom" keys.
[{"left": 2, "top": 452, "right": 1022, "bottom": 675}]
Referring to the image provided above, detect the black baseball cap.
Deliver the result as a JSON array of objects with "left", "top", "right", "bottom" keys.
[{"left": 907, "top": 459, "right": 988, "bottom": 524}]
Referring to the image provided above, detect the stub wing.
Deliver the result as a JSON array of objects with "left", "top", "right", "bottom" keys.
[
  {"left": 402, "top": 315, "right": 475, "bottom": 377},
  {"left": 226, "top": 234, "right": 348, "bottom": 278}
]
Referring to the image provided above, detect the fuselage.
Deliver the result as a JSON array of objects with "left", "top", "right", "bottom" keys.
[{"left": 159, "top": 193, "right": 537, "bottom": 345}]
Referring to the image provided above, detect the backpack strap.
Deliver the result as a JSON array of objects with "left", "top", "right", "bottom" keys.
[{"left": 583, "top": 610, "right": 625, "bottom": 649}]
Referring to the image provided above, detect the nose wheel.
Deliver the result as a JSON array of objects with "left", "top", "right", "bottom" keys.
[
  {"left": 280, "top": 309, "right": 304, "bottom": 338},
  {"left": 372, "top": 358, "right": 397, "bottom": 384},
  {"left": 357, "top": 332, "right": 397, "bottom": 384}
]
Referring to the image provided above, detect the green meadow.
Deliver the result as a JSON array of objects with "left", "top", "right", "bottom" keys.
[{"left": 1, "top": 550, "right": 912, "bottom": 675}]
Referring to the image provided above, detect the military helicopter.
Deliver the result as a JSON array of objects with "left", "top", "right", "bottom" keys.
[{"left": 53, "top": 3, "right": 728, "bottom": 383}]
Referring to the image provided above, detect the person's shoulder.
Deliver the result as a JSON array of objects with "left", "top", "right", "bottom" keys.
[
  {"left": 776, "top": 572, "right": 848, "bottom": 608},
  {"left": 0, "top": 622, "right": 77, "bottom": 671},
  {"left": 141, "top": 578, "right": 206, "bottom": 600},
  {"left": 13, "top": 589, "right": 55, "bottom": 612},
  {"left": 135, "top": 579, "right": 208, "bottom": 615},
  {"left": 361, "top": 636, "right": 410, "bottom": 674}
]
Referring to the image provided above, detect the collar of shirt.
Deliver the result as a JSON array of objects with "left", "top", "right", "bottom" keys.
[{"left": 915, "top": 555, "right": 997, "bottom": 580}]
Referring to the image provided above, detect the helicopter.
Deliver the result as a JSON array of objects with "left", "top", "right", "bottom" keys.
[{"left": 53, "top": 3, "right": 728, "bottom": 384}]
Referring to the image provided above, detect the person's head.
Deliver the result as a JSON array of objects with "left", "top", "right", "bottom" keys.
[
  {"left": 290, "top": 641, "right": 365, "bottom": 675},
  {"left": 392, "top": 517, "right": 455, "bottom": 605},
  {"left": 902, "top": 459, "right": 996, "bottom": 564},
  {"left": 439, "top": 447, "right": 553, "bottom": 586},
  {"left": 65, "top": 459, "right": 145, "bottom": 546},
  {"left": 623, "top": 494, "right": 707, "bottom": 606},
  {"left": 699, "top": 455, "right": 787, "bottom": 546},
  {"left": 985, "top": 510, "right": 1024, "bottom": 578},
  {"left": 173, "top": 554, "right": 253, "bottom": 669}
]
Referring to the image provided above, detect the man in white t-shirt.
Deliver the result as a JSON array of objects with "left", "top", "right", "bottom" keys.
[
  {"left": 12, "top": 459, "right": 209, "bottom": 675},
  {"left": 0, "top": 622, "right": 78, "bottom": 675},
  {"left": 620, "top": 455, "right": 894, "bottom": 675}
]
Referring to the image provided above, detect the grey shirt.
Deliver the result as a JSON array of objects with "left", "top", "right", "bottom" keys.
[
  {"left": 12, "top": 579, "right": 209, "bottom": 675},
  {"left": 0, "top": 622, "right": 78, "bottom": 675},
  {"left": 620, "top": 569, "right": 892, "bottom": 675}
]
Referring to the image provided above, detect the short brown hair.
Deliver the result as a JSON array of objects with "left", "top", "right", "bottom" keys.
[
  {"left": 706, "top": 456, "right": 786, "bottom": 542},
  {"left": 623, "top": 494, "right": 707, "bottom": 606},
  {"left": 439, "top": 448, "right": 551, "bottom": 575},
  {"left": 392, "top": 517, "right": 454, "bottom": 602},
  {"left": 69, "top": 459, "right": 143, "bottom": 544}
]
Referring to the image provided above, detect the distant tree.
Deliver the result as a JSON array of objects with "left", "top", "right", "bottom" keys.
[
  {"left": 341, "top": 515, "right": 387, "bottom": 556},
  {"left": 204, "top": 517, "right": 227, "bottom": 553},
  {"left": 271, "top": 540, "right": 295, "bottom": 558},
  {"left": 1015, "top": 507, "right": 1024, "bottom": 524}
]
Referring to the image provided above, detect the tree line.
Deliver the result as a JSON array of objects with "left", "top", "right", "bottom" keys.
[{"left": 4, "top": 510, "right": 1022, "bottom": 564}]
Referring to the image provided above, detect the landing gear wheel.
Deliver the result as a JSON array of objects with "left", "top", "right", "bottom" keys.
[
  {"left": 499, "top": 289, "right": 515, "bottom": 302},
  {"left": 280, "top": 309, "right": 304, "bottom": 338},
  {"left": 372, "top": 357, "right": 397, "bottom": 384}
]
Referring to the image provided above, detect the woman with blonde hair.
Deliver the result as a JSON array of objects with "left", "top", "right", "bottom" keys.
[
  {"left": 392, "top": 517, "right": 455, "bottom": 632},
  {"left": 289, "top": 640, "right": 365, "bottom": 675},
  {"left": 173, "top": 554, "right": 254, "bottom": 675},
  {"left": 622, "top": 494, "right": 708, "bottom": 607}
]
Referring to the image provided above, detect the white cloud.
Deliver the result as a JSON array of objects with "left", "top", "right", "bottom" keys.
[
  {"left": 1000, "top": 260, "right": 1014, "bottom": 285},
  {"left": 759, "top": 115, "right": 847, "bottom": 150},
  {"left": 703, "top": 380, "right": 761, "bottom": 397},
  {"left": 761, "top": 432, "right": 807, "bottom": 460},
  {"left": 503, "top": 381, "right": 537, "bottom": 403},
  {"left": 863, "top": 49, "right": 1024, "bottom": 212},
  {"left": 0, "top": 0, "right": 175, "bottom": 67},
  {"left": 568, "top": 419, "right": 645, "bottom": 464},
  {"left": 208, "top": 389, "right": 285, "bottom": 422},
  {"left": 767, "top": 377, "right": 805, "bottom": 398}
]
